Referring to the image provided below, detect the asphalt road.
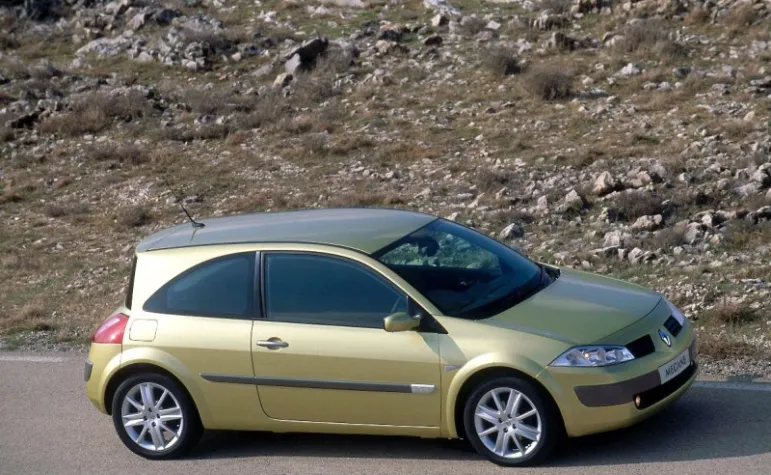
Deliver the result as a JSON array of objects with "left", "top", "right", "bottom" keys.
[{"left": 2, "top": 353, "right": 770, "bottom": 475}]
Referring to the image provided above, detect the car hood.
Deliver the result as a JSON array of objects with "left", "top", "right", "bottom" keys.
[{"left": 485, "top": 267, "right": 662, "bottom": 344}]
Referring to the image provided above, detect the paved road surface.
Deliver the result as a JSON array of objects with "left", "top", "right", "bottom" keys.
[{"left": 2, "top": 352, "right": 770, "bottom": 475}]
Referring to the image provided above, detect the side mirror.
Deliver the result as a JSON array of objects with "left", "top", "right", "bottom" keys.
[{"left": 383, "top": 312, "right": 421, "bottom": 332}]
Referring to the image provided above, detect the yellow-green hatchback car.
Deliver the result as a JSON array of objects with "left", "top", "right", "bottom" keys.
[{"left": 85, "top": 208, "right": 697, "bottom": 466}]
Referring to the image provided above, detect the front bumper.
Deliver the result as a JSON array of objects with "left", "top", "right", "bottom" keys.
[
  {"left": 539, "top": 312, "right": 698, "bottom": 437},
  {"left": 573, "top": 343, "right": 696, "bottom": 409}
]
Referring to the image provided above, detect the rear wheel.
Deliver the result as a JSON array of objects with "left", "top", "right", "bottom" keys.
[
  {"left": 111, "top": 373, "right": 202, "bottom": 459},
  {"left": 462, "top": 376, "right": 561, "bottom": 467}
]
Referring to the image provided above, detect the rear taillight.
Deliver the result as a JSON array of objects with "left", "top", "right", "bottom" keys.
[{"left": 92, "top": 313, "right": 129, "bottom": 344}]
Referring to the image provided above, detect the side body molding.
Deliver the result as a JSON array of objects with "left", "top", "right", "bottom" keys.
[{"left": 200, "top": 373, "right": 437, "bottom": 394}]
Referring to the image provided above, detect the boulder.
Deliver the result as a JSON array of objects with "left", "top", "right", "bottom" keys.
[
  {"left": 593, "top": 171, "right": 619, "bottom": 196},
  {"left": 431, "top": 14, "right": 448, "bottom": 27},
  {"left": 424, "top": 35, "right": 443, "bottom": 46},
  {"left": 499, "top": 223, "right": 525, "bottom": 240},
  {"left": 283, "top": 37, "right": 330, "bottom": 71},
  {"left": 631, "top": 214, "right": 663, "bottom": 231},
  {"left": 604, "top": 230, "right": 633, "bottom": 247}
]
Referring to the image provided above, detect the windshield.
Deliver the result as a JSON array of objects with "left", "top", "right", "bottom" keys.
[{"left": 372, "top": 219, "right": 552, "bottom": 319}]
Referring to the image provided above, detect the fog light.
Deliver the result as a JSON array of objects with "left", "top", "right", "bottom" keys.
[{"left": 635, "top": 395, "right": 641, "bottom": 407}]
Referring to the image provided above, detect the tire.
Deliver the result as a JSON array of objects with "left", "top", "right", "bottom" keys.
[
  {"left": 111, "top": 373, "right": 203, "bottom": 460},
  {"left": 462, "top": 376, "right": 561, "bottom": 467}
]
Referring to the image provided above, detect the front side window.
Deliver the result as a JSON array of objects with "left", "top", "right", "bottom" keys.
[
  {"left": 373, "top": 219, "right": 551, "bottom": 320},
  {"left": 144, "top": 252, "right": 254, "bottom": 318},
  {"left": 264, "top": 253, "right": 407, "bottom": 328}
]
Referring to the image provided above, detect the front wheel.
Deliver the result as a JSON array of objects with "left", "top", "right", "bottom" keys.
[
  {"left": 462, "top": 376, "right": 562, "bottom": 467},
  {"left": 111, "top": 373, "right": 203, "bottom": 459}
]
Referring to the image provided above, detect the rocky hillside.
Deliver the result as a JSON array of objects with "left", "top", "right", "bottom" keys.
[{"left": 1, "top": 0, "right": 770, "bottom": 377}]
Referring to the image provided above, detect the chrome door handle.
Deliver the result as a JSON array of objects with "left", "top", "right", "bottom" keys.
[{"left": 256, "top": 339, "right": 288, "bottom": 349}]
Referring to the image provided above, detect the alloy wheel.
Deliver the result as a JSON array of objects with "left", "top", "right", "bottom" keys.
[
  {"left": 120, "top": 382, "right": 185, "bottom": 452},
  {"left": 473, "top": 387, "right": 542, "bottom": 459}
]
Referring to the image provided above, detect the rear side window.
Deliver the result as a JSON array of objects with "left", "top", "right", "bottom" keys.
[{"left": 143, "top": 252, "right": 255, "bottom": 319}]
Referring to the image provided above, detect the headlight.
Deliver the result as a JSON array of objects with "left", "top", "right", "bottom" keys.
[
  {"left": 550, "top": 346, "right": 635, "bottom": 367},
  {"left": 666, "top": 298, "right": 686, "bottom": 325}
]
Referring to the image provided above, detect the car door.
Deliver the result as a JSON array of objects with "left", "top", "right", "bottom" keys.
[
  {"left": 251, "top": 251, "right": 442, "bottom": 428},
  {"left": 134, "top": 251, "right": 263, "bottom": 429}
]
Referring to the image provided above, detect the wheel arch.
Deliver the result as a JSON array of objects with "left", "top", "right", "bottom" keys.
[
  {"left": 104, "top": 363, "right": 198, "bottom": 416},
  {"left": 447, "top": 364, "right": 564, "bottom": 440}
]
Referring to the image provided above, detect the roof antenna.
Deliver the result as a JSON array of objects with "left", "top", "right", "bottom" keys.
[{"left": 162, "top": 177, "right": 205, "bottom": 228}]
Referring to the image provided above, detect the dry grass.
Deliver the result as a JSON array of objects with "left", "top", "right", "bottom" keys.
[
  {"left": 0, "top": 91, "right": 15, "bottom": 106},
  {"left": 290, "top": 74, "right": 340, "bottom": 107},
  {"left": 697, "top": 332, "right": 766, "bottom": 360},
  {"left": 120, "top": 205, "right": 153, "bottom": 228},
  {"left": 181, "top": 28, "right": 232, "bottom": 53},
  {"left": 524, "top": 65, "right": 573, "bottom": 100},
  {"left": 722, "top": 220, "right": 771, "bottom": 250},
  {"left": 0, "top": 33, "right": 20, "bottom": 50},
  {"left": 316, "top": 49, "right": 356, "bottom": 77},
  {"left": 613, "top": 191, "right": 664, "bottom": 221},
  {"left": 163, "top": 123, "right": 231, "bottom": 142},
  {"left": 234, "top": 92, "right": 286, "bottom": 131},
  {"left": 539, "top": 0, "right": 572, "bottom": 14},
  {"left": 615, "top": 19, "right": 688, "bottom": 64},
  {"left": 326, "top": 189, "right": 407, "bottom": 208},
  {"left": 38, "top": 90, "right": 151, "bottom": 136},
  {"left": 0, "top": 60, "right": 31, "bottom": 80},
  {"left": 34, "top": 109, "right": 68, "bottom": 135},
  {"left": 327, "top": 134, "right": 376, "bottom": 156},
  {"left": 647, "top": 225, "right": 687, "bottom": 249},
  {"left": 726, "top": 5, "right": 758, "bottom": 28},
  {"left": 475, "top": 168, "right": 516, "bottom": 193},
  {"left": 0, "top": 302, "right": 54, "bottom": 333},
  {"left": 483, "top": 46, "right": 523, "bottom": 77},
  {"left": 719, "top": 119, "right": 756, "bottom": 141},
  {"left": 566, "top": 147, "right": 607, "bottom": 168},
  {"left": 0, "top": 188, "right": 26, "bottom": 204},
  {"left": 27, "top": 62, "right": 61, "bottom": 81},
  {"left": 0, "top": 125, "right": 13, "bottom": 143},
  {"left": 707, "top": 299, "right": 760, "bottom": 326},
  {"left": 181, "top": 88, "right": 234, "bottom": 115},
  {"left": 371, "top": 141, "right": 439, "bottom": 166},
  {"left": 294, "top": 133, "right": 329, "bottom": 157},
  {"left": 685, "top": 7, "right": 712, "bottom": 25},
  {"left": 82, "top": 142, "right": 148, "bottom": 166},
  {"left": 460, "top": 17, "right": 487, "bottom": 36},
  {"left": 44, "top": 203, "right": 90, "bottom": 218}
]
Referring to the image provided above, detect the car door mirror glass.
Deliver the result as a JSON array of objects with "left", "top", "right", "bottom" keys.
[{"left": 383, "top": 312, "right": 420, "bottom": 332}]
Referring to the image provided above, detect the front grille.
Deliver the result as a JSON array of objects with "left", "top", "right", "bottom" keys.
[
  {"left": 635, "top": 362, "right": 696, "bottom": 410},
  {"left": 626, "top": 334, "right": 655, "bottom": 358},
  {"left": 663, "top": 315, "right": 683, "bottom": 337}
]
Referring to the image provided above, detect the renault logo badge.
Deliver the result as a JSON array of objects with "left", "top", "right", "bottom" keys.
[{"left": 658, "top": 329, "right": 671, "bottom": 347}]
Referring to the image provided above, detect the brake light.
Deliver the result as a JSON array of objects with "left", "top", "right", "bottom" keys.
[{"left": 92, "top": 313, "right": 129, "bottom": 344}]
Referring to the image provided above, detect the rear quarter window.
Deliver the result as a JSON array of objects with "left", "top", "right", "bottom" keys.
[{"left": 143, "top": 252, "right": 255, "bottom": 319}]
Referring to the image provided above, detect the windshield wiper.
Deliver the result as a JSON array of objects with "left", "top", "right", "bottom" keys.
[{"left": 452, "top": 280, "right": 515, "bottom": 314}]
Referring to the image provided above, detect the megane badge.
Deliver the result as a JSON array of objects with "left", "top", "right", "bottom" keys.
[{"left": 658, "top": 329, "right": 671, "bottom": 347}]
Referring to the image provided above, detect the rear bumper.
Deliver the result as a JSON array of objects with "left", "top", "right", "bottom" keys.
[
  {"left": 84, "top": 360, "right": 93, "bottom": 382},
  {"left": 85, "top": 343, "right": 122, "bottom": 414}
]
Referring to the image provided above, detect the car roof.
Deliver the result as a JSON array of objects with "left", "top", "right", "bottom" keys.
[{"left": 135, "top": 207, "right": 437, "bottom": 254}]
